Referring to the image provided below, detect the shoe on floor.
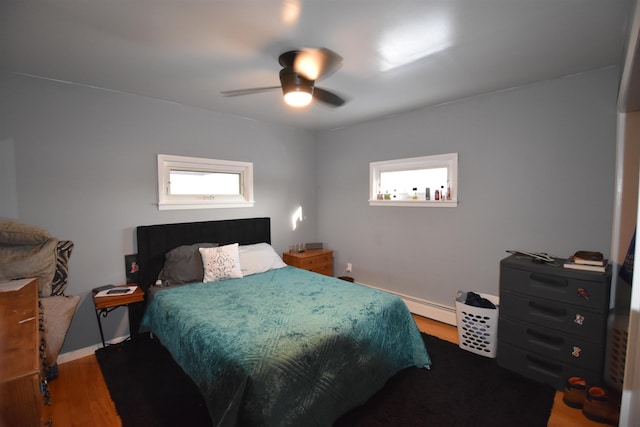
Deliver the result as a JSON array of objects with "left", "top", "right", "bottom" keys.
[
  {"left": 582, "top": 386, "right": 620, "bottom": 426},
  {"left": 563, "top": 376, "right": 587, "bottom": 409}
]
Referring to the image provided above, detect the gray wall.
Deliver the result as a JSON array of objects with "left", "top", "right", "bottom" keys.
[
  {"left": 0, "top": 73, "right": 319, "bottom": 352},
  {"left": 0, "top": 66, "right": 619, "bottom": 353},
  {"left": 316, "top": 67, "right": 619, "bottom": 306}
]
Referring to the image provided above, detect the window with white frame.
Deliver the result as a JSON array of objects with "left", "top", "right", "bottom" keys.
[
  {"left": 157, "top": 154, "right": 254, "bottom": 210},
  {"left": 369, "top": 153, "right": 458, "bottom": 207}
]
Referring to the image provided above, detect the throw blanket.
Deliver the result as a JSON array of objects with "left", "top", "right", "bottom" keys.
[{"left": 142, "top": 267, "right": 430, "bottom": 427}]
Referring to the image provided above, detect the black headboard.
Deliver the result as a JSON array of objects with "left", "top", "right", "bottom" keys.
[{"left": 136, "top": 217, "right": 271, "bottom": 291}]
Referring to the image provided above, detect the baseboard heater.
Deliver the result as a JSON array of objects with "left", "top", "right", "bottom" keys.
[{"left": 357, "top": 281, "right": 457, "bottom": 326}]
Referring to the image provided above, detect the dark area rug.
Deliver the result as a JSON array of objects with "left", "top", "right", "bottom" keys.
[
  {"left": 96, "top": 333, "right": 555, "bottom": 427},
  {"left": 335, "top": 334, "right": 555, "bottom": 426},
  {"left": 95, "top": 335, "right": 212, "bottom": 427}
]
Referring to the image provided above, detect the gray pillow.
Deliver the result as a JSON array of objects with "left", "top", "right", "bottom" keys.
[{"left": 159, "top": 243, "right": 218, "bottom": 286}]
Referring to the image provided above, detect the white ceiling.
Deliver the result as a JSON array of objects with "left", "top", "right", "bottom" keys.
[{"left": 0, "top": 1, "right": 633, "bottom": 130}]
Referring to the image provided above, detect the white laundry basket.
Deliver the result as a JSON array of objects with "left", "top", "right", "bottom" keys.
[{"left": 455, "top": 291, "right": 500, "bottom": 358}]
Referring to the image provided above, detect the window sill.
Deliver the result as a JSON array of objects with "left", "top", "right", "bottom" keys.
[
  {"left": 158, "top": 200, "right": 255, "bottom": 210},
  {"left": 369, "top": 200, "right": 458, "bottom": 208}
]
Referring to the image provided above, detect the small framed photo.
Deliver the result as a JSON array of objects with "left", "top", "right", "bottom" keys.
[{"left": 124, "top": 254, "right": 139, "bottom": 284}]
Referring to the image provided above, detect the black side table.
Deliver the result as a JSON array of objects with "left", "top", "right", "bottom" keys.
[{"left": 92, "top": 285, "right": 145, "bottom": 347}]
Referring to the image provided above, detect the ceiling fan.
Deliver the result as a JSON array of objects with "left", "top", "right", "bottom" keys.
[{"left": 221, "top": 48, "right": 346, "bottom": 108}]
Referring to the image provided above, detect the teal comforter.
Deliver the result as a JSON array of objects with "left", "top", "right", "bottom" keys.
[{"left": 141, "top": 266, "right": 430, "bottom": 427}]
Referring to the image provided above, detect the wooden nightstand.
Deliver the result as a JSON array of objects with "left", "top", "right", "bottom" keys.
[
  {"left": 93, "top": 285, "right": 144, "bottom": 347},
  {"left": 283, "top": 249, "right": 334, "bottom": 276}
]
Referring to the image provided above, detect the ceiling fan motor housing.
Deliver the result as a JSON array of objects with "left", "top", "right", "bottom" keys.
[{"left": 279, "top": 67, "right": 314, "bottom": 96}]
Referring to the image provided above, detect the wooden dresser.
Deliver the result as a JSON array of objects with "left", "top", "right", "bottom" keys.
[
  {"left": 0, "top": 278, "right": 47, "bottom": 427},
  {"left": 283, "top": 249, "right": 334, "bottom": 276}
]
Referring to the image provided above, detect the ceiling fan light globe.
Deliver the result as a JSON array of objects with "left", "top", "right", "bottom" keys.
[{"left": 284, "top": 90, "right": 313, "bottom": 107}]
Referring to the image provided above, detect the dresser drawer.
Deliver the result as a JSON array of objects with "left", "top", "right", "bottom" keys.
[
  {"left": 497, "top": 341, "right": 602, "bottom": 390},
  {"left": 500, "top": 263, "right": 610, "bottom": 312},
  {"left": 498, "top": 316, "right": 605, "bottom": 369},
  {"left": 313, "top": 265, "right": 333, "bottom": 276},
  {"left": 0, "top": 279, "right": 45, "bottom": 426},
  {"left": 296, "top": 253, "right": 332, "bottom": 270},
  {"left": 500, "top": 291, "right": 606, "bottom": 340}
]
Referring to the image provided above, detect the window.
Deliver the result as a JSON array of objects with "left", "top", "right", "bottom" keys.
[
  {"left": 157, "top": 154, "right": 254, "bottom": 210},
  {"left": 369, "top": 153, "right": 458, "bottom": 207}
]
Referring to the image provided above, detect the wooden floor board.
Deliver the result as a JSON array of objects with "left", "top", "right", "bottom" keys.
[{"left": 44, "top": 315, "right": 602, "bottom": 426}]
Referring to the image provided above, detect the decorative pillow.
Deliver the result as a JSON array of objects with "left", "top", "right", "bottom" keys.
[
  {"left": 0, "top": 238, "right": 58, "bottom": 296},
  {"left": 51, "top": 240, "right": 74, "bottom": 296},
  {"left": 158, "top": 242, "right": 218, "bottom": 286},
  {"left": 239, "top": 243, "right": 287, "bottom": 276},
  {"left": 199, "top": 243, "right": 243, "bottom": 283},
  {"left": 0, "top": 219, "right": 51, "bottom": 245},
  {"left": 40, "top": 295, "right": 80, "bottom": 366}
]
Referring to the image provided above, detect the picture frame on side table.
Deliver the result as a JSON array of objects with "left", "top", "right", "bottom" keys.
[{"left": 124, "top": 254, "right": 139, "bottom": 284}]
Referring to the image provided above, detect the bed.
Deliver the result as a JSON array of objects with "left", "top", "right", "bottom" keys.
[{"left": 136, "top": 217, "right": 430, "bottom": 427}]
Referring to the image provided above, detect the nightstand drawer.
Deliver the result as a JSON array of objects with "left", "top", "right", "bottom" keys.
[
  {"left": 312, "top": 265, "right": 333, "bottom": 276},
  {"left": 298, "top": 253, "right": 331, "bottom": 269}
]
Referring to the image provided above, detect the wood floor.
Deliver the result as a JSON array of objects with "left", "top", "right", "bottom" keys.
[{"left": 44, "top": 315, "right": 604, "bottom": 426}]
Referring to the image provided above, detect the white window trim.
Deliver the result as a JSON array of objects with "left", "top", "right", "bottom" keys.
[
  {"left": 157, "top": 154, "right": 254, "bottom": 210},
  {"left": 369, "top": 153, "right": 458, "bottom": 207}
]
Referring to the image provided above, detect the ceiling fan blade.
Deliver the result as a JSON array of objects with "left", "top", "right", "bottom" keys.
[
  {"left": 294, "top": 48, "right": 343, "bottom": 81},
  {"left": 313, "top": 87, "right": 346, "bottom": 107},
  {"left": 220, "top": 86, "right": 281, "bottom": 97}
]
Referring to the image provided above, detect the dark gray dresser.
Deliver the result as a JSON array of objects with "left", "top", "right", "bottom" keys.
[{"left": 497, "top": 255, "right": 611, "bottom": 390}]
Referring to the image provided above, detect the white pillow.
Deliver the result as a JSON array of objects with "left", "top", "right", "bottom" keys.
[
  {"left": 238, "top": 242, "right": 287, "bottom": 276},
  {"left": 199, "top": 243, "right": 243, "bottom": 282}
]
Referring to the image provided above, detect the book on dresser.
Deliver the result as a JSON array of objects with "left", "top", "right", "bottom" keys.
[
  {"left": 563, "top": 250, "right": 608, "bottom": 272},
  {"left": 571, "top": 250, "right": 606, "bottom": 265}
]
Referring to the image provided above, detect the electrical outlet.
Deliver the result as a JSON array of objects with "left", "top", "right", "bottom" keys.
[{"left": 346, "top": 263, "right": 352, "bottom": 272}]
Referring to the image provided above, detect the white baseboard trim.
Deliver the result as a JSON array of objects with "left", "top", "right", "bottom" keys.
[
  {"left": 57, "top": 334, "right": 129, "bottom": 364},
  {"left": 356, "top": 281, "right": 458, "bottom": 326},
  {"left": 58, "top": 285, "right": 455, "bottom": 364}
]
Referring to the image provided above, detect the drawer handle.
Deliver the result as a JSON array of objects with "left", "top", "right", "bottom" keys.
[
  {"left": 528, "top": 301, "right": 566, "bottom": 318},
  {"left": 526, "top": 354, "right": 563, "bottom": 373},
  {"left": 530, "top": 273, "right": 568, "bottom": 289},
  {"left": 526, "top": 328, "right": 564, "bottom": 346}
]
